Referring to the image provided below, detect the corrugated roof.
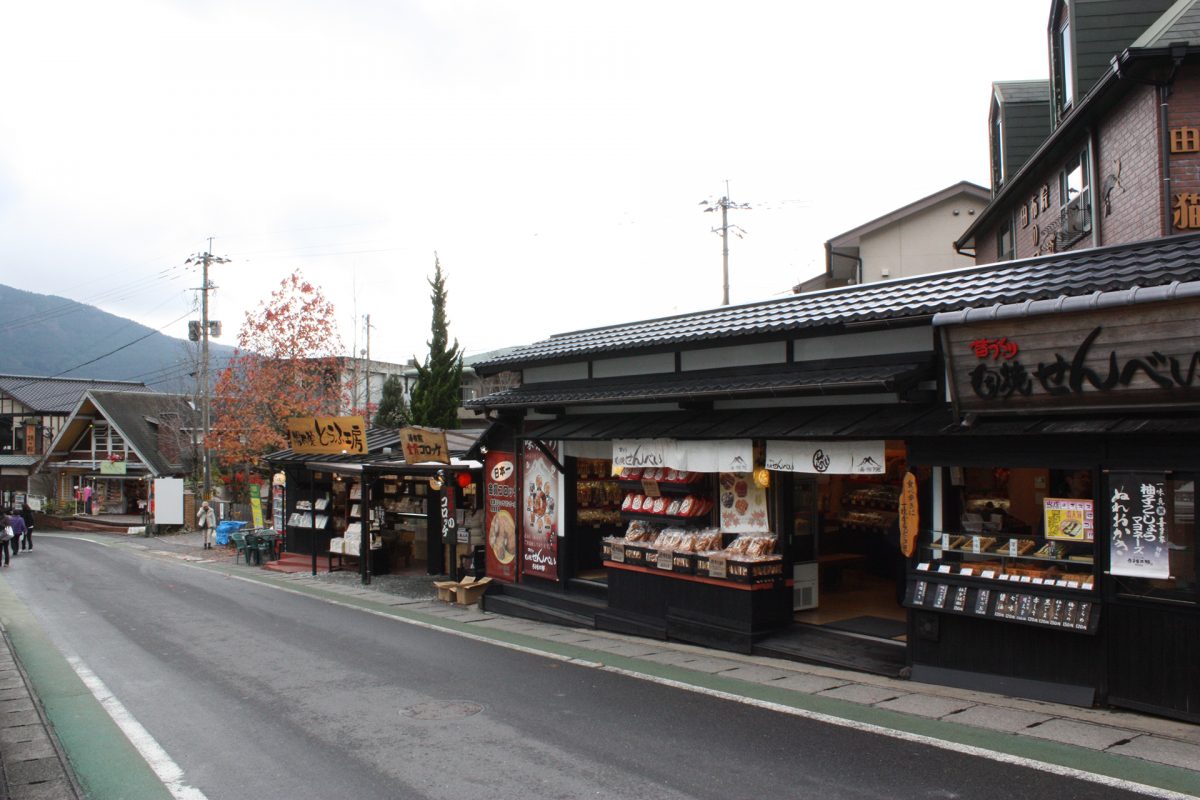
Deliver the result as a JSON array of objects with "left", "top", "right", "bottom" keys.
[
  {"left": 0, "top": 375, "right": 152, "bottom": 414},
  {"left": 475, "top": 234, "right": 1200, "bottom": 371},
  {"left": 469, "top": 361, "right": 930, "bottom": 409}
]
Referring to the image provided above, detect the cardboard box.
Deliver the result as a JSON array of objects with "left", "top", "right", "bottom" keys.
[
  {"left": 433, "top": 580, "right": 459, "bottom": 603},
  {"left": 453, "top": 575, "right": 492, "bottom": 606}
]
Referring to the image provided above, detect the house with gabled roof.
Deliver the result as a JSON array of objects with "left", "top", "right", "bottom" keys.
[
  {"left": 0, "top": 375, "right": 153, "bottom": 505},
  {"left": 38, "top": 390, "right": 198, "bottom": 516}
]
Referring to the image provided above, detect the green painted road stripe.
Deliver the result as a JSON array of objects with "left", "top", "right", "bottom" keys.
[{"left": 0, "top": 575, "right": 173, "bottom": 800}]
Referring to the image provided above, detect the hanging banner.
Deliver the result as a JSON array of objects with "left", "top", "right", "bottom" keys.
[
  {"left": 612, "top": 439, "right": 752, "bottom": 473},
  {"left": 718, "top": 473, "right": 769, "bottom": 533},
  {"left": 286, "top": 416, "right": 367, "bottom": 455},
  {"left": 899, "top": 472, "right": 919, "bottom": 557},
  {"left": 484, "top": 451, "right": 518, "bottom": 582},
  {"left": 765, "top": 440, "right": 885, "bottom": 475},
  {"left": 522, "top": 440, "right": 560, "bottom": 580},
  {"left": 1109, "top": 473, "right": 1171, "bottom": 579},
  {"left": 1043, "top": 498, "right": 1094, "bottom": 542},
  {"left": 100, "top": 459, "right": 127, "bottom": 475},
  {"left": 249, "top": 483, "right": 265, "bottom": 528}
]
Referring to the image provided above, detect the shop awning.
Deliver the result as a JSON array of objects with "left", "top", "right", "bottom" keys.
[
  {"left": 265, "top": 426, "right": 492, "bottom": 468},
  {"left": 476, "top": 360, "right": 931, "bottom": 409},
  {"left": 523, "top": 404, "right": 956, "bottom": 443}
]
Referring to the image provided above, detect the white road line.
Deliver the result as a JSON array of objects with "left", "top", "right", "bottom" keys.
[{"left": 66, "top": 654, "right": 208, "bottom": 800}]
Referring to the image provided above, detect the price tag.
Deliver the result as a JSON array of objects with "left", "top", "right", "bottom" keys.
[
  {"left": 998, "top": 574, "right": 1011, "bottom": 581},
  {"left": 1020, "top": 576, "right": 1032, "bottom": 583},
  {"left": 941, "top": 533, "right": 950, "bottom": 549},
  {"left": 932, "top": 549, "right": 942, "bottom": 559},
  {"left": 981, "top": 570, "right": 996, "bottom": 580},
  {"left": 708, "top": 556, "right": 728, "bottom": 580},
  {"left": 1055, "top": 580, "right": 1068, "bottom": 588},
  {"left": 611, "top": 543, "right": 625, "bottom": 563},
  {"left": 1082, "top": 581, "right": 1093, "bottom": 591},
  {"left": 1031, "top": 577, "right": 1044, "bottom": 585},
  {"left": 960, "top": 567, "right": 974, "bottom": 577},
  {"left": 1067, "top": 581, "right": 1080, "bottom": 589},
  {"left": 641, "top": 480, "right": 661, "bottom": 498},
  {"left": 971, "top": 536, "right": 982, "bottom": 554},
  {"left": 1007, "top": 539, "right": 1019, "bottom": 557},
  {"left": 916, "top": 562, "right": 930, "bottom": 572},
  {"left": 937, "top": 565, "right": 953, "bottom": 574},
  {"left": 657, "top": 551, "right": 673, "bottom": 571}
]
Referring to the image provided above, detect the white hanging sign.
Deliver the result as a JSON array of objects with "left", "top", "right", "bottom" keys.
[
  {"left": 765, "top": 440, "right": 886, "bottom": 475},
  {"left": 612, "top": 439, "right": 752, "bottom": 473}
]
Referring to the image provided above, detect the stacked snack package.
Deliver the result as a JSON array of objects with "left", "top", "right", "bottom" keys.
[{"left": 721, "top": 533, "right": 778, "bottom": 560}]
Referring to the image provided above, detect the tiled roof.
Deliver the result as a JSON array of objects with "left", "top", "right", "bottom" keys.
[
  {"left": 474, "top": 234, "right": 1200, "bottom": 371},
  {"left": 0, "top": 375, "right": 151, "bottom": 414},
  {"left": 1133, "top": 0, "right": 1200, "bottom": 47},
  {"left": 468, "top": 361, "right": 930, "bottom": 409}
]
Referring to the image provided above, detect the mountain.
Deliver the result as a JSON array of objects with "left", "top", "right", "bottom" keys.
[{"left": 0, "top": 284, "right": 237, "bottom": 391}]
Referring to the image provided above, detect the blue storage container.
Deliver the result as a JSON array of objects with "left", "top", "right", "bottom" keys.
[{"left": 214, "top": 520, "right": 248, "bottom": 546}]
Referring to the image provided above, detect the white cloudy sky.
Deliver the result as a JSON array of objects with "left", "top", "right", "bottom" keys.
[{"left": 1, "top": 1, "right": 1051, "bottom": 368}]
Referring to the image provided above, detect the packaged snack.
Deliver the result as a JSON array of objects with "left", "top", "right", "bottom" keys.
[
  {"left": 652, "top": 497, "right": 667, "bottom": 514},
  {"left": 631, "top": 495, "right": 646, "bottom": 512},
  {"left": 666, "top": 499, "right": 682, "bottom": 516}
]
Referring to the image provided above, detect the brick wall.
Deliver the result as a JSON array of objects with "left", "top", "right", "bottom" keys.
[
  {"left": 1163, "top": 68, "right": 1200, "bottom": 233},
  {"left": 1097, "top": 83, "right": 1161, "bottom": 244}
]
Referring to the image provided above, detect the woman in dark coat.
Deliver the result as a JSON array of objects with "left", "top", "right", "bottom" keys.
[{"left": 19, "top": 502, "right": 33, "bottom": 551}]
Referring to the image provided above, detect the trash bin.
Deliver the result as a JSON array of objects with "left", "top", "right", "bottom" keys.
[{"left": 215, "top": 520, "right": 248, "bottom": 547}]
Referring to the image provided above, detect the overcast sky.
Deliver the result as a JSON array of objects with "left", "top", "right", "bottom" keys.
[{"left": 1, "top": 1, "right": 1052, "bottom": 369}]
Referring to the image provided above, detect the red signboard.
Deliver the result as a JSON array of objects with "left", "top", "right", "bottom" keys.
[
  {"left": 483, "top": 451, "right": 518, "bottom": 582},
  {"left": 521, "top": 440, "right": 559, "bottom": 580}
]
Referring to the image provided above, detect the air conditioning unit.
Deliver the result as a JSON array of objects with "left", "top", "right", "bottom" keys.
[
  {"left": 1064, "top": 196, "right": 1090, "bottom": 234},
  {"left": 793, "top": 561, "right": 818, "bottom": 611}
]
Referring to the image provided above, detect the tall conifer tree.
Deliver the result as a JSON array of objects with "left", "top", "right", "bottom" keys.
[{"left": 409, "top": 255, "right": 463, "bottom": 429}]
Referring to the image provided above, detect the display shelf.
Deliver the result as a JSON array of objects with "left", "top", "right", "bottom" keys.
[
  {"left": 620, "top": 512, "right": 712, "bottom": 525},
  {"left": 905, "top": 574, "right": 1100, "bottom": 634}
]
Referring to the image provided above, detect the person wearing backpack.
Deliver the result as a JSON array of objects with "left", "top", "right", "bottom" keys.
[
  {"left": 1, "top": 511, "right": 16, "bottom": 566},
  {"left": 6, "top": 510, "right": 26, "bottom": 560}
]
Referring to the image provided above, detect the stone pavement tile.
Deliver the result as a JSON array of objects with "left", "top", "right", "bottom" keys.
[
  {"left": 873, "top": 693, "right": 978, "bottom": 719},
  {"left": 0, "top": 697, "right": 35, "bottom": 713},
  {"left": 9, "top": 778, "right": 75, "bottom": 800},
  {"left": 5, "top": 737, "right": 57, "bottom": 762},
  {"left": 1023, "top": 718, "right": 1137, "bottom": 750},
  {"left": 718, "top": 665, "right": 795, "bottom": 685},
  {"left": 0, "top": 725, "right": 47, "bottom": 746},
  {"left": 1108, "top": 735, "right": 1200, "bottom": 771},
  {"left": 536, "top": 630, "right": 600, "bottom": 643},
  {"left": 0, "top": 687, "right": 27, "bottom": 702},
  {"left": 0, "top": 674, "right": 23, "bottom": 691},
  {"left": 818, "top": 683, "right": 907, "bottom": 705},
  {"left": 7, "top": 757, "right": 67, "bottom": 784},
  {"left": 0, "top": 710, "right": 41, "bottom": 728},
  {"left": 667, "top": 656, "right": 741, "bottom": 674},
  {"left": 943, "top": 704, "right": 1054, "bottom": 733},
  {"left": 579, "top": 640, "right": 665, "bottom": 658},
  {"left": 639, "top": 651, "right": 701, "bottom": 666},
  {"left": 769, "top": 674, "right": 850, "bottom": 695}
]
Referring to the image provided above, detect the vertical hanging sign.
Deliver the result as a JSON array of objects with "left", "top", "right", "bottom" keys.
[
  {"left": 484, "top": 451, "right": 518, "bottom": 583},
  {"left": 899, "top": 472, "right": 919, "bottom": 558},
  {"left": 1109, "top": 473, "right": 1171, "bottom": 579},
  {"left": 521, "top": 440, "right": 559, "bottom": 580}
]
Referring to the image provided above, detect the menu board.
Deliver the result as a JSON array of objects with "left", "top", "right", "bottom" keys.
[
  {"left": 484, "top": 451, "right": 518, "bottom": 582},
  {"left": 1043, "top": 497, "right": 1094, "bottom": 542},
  {"left": 521, "top": 441, "right": 560, "bottom": 580},
  {"left": 718, "top": 472, "right": 769, "bottom": 533},
  {"left": 1109, "top": 473, "right": 1171, "bottom": 579}
]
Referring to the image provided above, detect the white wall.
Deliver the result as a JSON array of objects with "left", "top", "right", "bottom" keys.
[{"left": 859, "top": 195, "right": 986, "bottom": 283}]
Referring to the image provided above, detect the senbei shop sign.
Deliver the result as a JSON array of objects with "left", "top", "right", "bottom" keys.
[{"left": 943, "top": 299, "right": 1200, "bottom": 412}]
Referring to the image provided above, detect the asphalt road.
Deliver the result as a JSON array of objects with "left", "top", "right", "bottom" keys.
[{"left": 2, "top": 535, "right": 1155, "bottom": 800}]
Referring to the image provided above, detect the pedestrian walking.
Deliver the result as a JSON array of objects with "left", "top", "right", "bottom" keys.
[
  {"left": 1, "top": 512, "right": 15, "bottom": 567},
  {"left": 19, "top": 501, "right": 33, "bottom": 551},
  {"left": 6, "top": 511, "right": 26, "bottom": 560},
  {"left": 196, "top": 501, "right": 216, "bottom": 550}
]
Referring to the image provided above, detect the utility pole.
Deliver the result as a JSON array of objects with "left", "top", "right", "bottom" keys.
[
  {"left": 700, "top": 181, "right": 751, "bottom": 305},
  {"left": 187, "top": 241, "right": 229, "bottom": 504},
  {"left": 362, "top": 313, "right": 372, "bottom": 422}
]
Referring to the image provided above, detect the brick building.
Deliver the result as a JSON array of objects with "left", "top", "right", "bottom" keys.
[{"left": 958, "top": 0, "right": 1200, "bottom": 262}]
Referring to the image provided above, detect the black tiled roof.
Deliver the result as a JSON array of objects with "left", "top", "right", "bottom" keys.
[
  {"left": 474, "top": 234, "right": 1200, "bottom": 372},
  {"left": 468, "top": 361, "right": 930, "bottom": 409},
  {"left": 88, "top": 391, "right": 198, "bottom": 475},
  {"left": 0, "top": 375, "right": 152, "bottom": 414}
]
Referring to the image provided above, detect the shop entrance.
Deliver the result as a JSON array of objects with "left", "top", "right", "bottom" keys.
[
  {"left": 788, "top": 447, "right": 910, "bottom": 643},
  {"left": 570, "top": 457, "right": 623, "bottom": 585}
]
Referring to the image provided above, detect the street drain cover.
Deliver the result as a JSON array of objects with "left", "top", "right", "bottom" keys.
[{"left": 401, "top": 701, "right": 483, "bottom": 720}]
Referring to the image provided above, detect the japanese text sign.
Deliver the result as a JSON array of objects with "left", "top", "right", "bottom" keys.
[
  {"left": 287, "top": 416, "right": 366, "bottom": 455},
  {"left": 398, "top": 426, "right": 450, "bottom": 465}
]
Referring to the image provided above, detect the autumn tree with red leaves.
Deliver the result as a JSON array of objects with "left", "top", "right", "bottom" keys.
[{"left": 210, "top": 271, "right": 348, "bottom": 479}]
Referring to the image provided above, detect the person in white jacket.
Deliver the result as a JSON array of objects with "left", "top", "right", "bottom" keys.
[{"left": 196, "top": 501, "right": 217, "bottom": 550}]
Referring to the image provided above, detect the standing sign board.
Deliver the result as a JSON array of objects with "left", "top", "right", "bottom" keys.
[
  {"left": 522, "top": 440, "right": 560, "bottom": 580},
  {"left": 899, "top": 472, "right": 919, "bottom": 558},
  {"left": 152, "top": 478, "right": 184, "bottom": 525},
  {"left": 399, "top": 426, "right": 450, "bottom": 465},
  {"left": 249, "top": 483, "right": 265, "bottom": 528},
  {"left": 1109, "top": 473, "right": 1171, "bottom": 579},
  {"left": 483, "top": 451, "right": 518, "bottom": 582}
]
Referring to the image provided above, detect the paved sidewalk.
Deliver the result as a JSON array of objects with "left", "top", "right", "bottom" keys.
[
  {"left": 18, "top": 529, "right": 1200, "bottom": 798},
  {"left": 0, "top": 629, "right": 81, "bottom": 800}
]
